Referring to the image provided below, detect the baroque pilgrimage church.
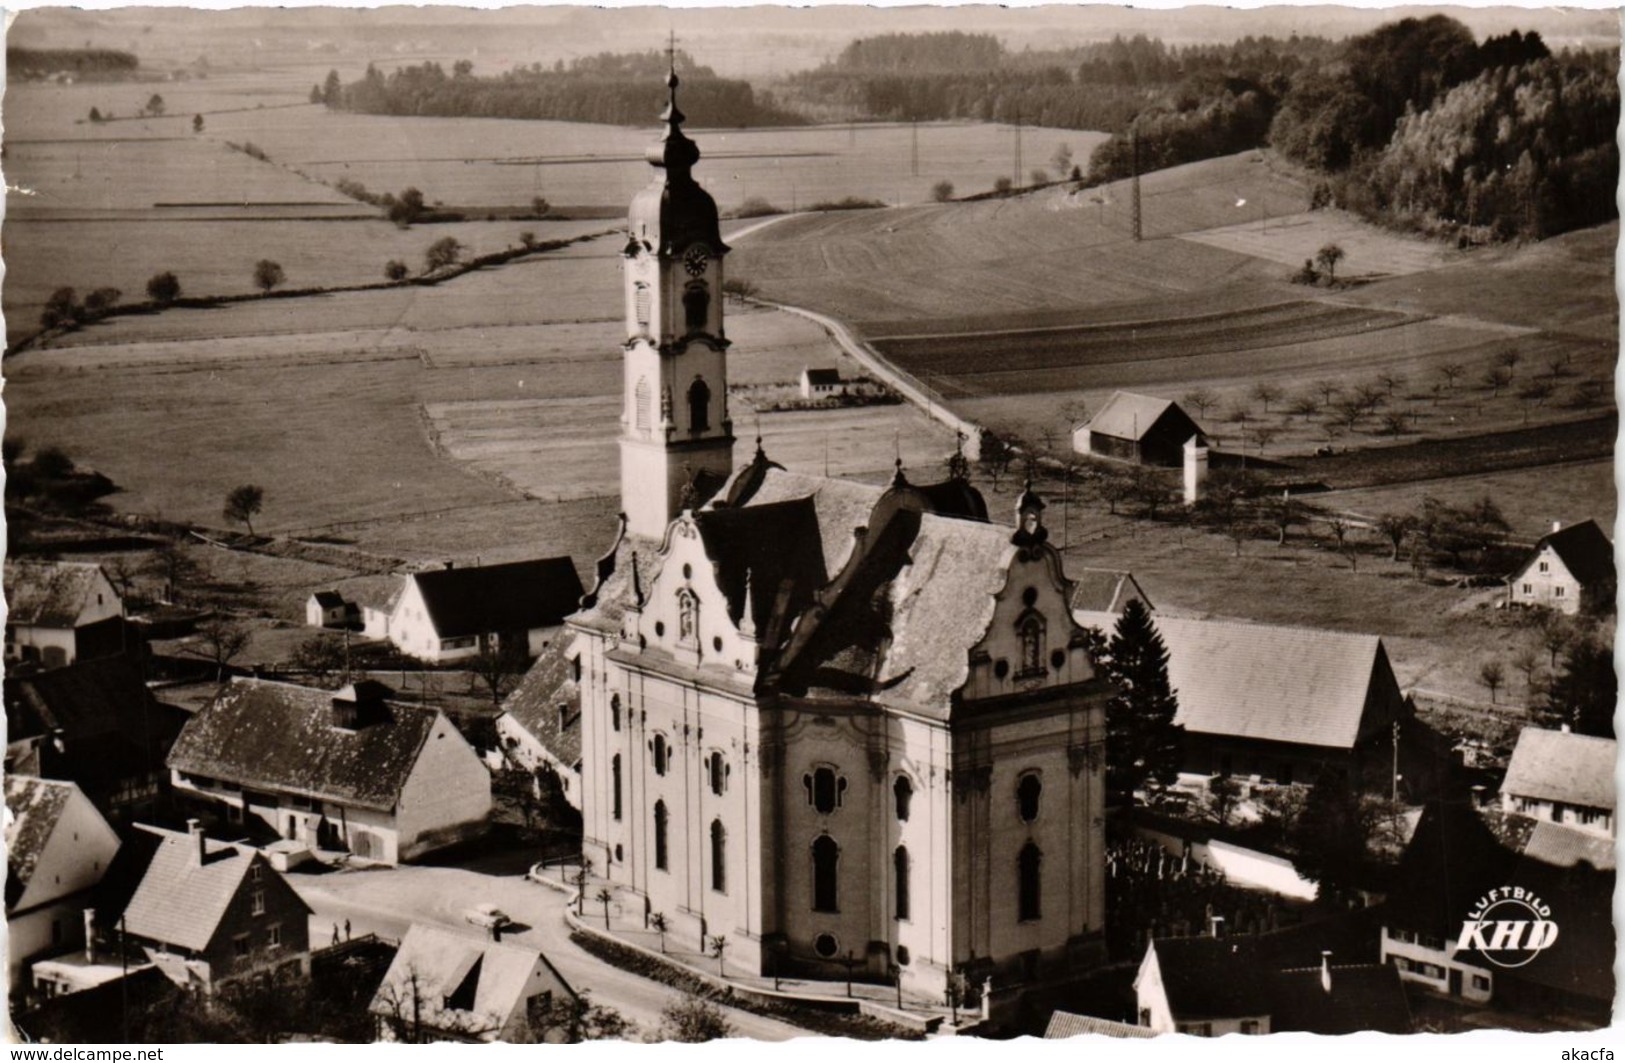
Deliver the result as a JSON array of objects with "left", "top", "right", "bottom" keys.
[{"left": 553, "top": 67, "right": 1111, "bottom": 1005}]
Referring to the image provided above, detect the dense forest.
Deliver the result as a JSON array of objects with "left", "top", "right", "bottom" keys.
[
  {"left": 323, "top": 50, "right": 804, "bottom": 128},
  {"left": 7, "top": 47, "right": 139, "bottom": 80}
]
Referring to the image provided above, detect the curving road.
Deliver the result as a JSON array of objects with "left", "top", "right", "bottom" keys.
[{"left": 290, "top": 863, "right": 812, "bottom": 1042}]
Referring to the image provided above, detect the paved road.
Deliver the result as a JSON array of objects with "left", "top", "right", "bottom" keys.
[{"left": 290, "top": 864, "right": 811, "bottom": 1042}]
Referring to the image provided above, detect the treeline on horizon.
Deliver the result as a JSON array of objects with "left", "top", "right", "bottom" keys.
[
  {"left": 8, "top": 47, "right": 139, "bottom": 79},
  {"left": 321, "top": 50, "right": 805, "bottom": 128}
]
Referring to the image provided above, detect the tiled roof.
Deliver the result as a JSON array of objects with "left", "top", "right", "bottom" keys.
[
  {"left": 6, "top": 654, "right": 183, "bottom": 753},
  {"left": 1084, "top": 391, "right": 1186, "bottom": 442},
  {"left": 412, "top": 558, "right": 585, "bottom": 640},
  {"left": 1520, "top": 819, "right": 1615, "bottom": 871},
  {"left": 727, "top": 466, "right": 884, "bottom": 575},
  {"left": 694, "top": 498, "right": 829, "bottom": 651},
  {"left": 166, "top": 678, "right": 441, "bottom": 811},
  {"left": 1044, "top": 1011, "right": 1158, "bottom": 1039},
  {"left": 122, "top": 829, "right": 298, "bottom": 952},
  {"left": 311, "top": 591, "right": 345, "bottom": 608},
  {"left": 369, "top": 924, "right": 573, "bottom": 1038},
  {"left": 4, "top": 560, "right": 111, "bottom": 627},
  {"left": 5, "top": 776, "right": 76, "bottom": 908},
  {"left": 1069, "top": 568, "right": 1152, "bottom": 614},
  {"left": 803, "top": 367, "right": 841, "bottom": 385},
  {"left": 502, "top": 628, "right": 582, "bottom": 768},
  {"left": 1151, "top": 616, "right": 1395, "bottom": 749},
  {"left": 1501, "top": 727, "right": 1616, "bottom": 811},
  {"left": 1270, "top": 964, "right": 1411, "bottom": 1034},
  {"left": 1149, "top": 936, "right": 1272, "bottom": 1019},
  {"left": 1532, "top": 519, "right": 1615, "bottom": 587}
]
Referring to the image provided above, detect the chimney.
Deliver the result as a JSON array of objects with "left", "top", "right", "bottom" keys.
[
  {"left": 1320, "top": 951, "right": 1333, "bottom": 994},
  {"left": 1561, "top": 722, "right": 1572, "bottom": 734},
  {"left": 1208, "top": 914, "right": 1225, "bottom": 938},
  {"left": 1183, "top": 435, "right": 1209, "bottom": 506},
  {"left": 188, "top": 819, "right": 206, "bottom": 866},
  {"left": 491, "top": 923, "right": 502, "bottom": 944},
  {"left": 84, "top": 908, "right": 97, "bottom": 964},
  {"left": 1552, "top": 520, "right": 1563, "bottom": 534},
  {"left": 443, "top": 560, "right": 455, "bottom": 570}
]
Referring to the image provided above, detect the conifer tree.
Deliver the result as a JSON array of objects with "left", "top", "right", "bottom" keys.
[{"left": 1103, "top": 599, "right": 1182, "bottom": 804}]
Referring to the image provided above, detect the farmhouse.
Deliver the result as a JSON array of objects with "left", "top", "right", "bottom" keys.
[
  {"left": 1499, "top": 726, "right": 1615, "bottom": 837},
  {"left": 1133, "top": 935, "right": 1410, "bottom": 1036},
  {"left": 102, "top": 823, "right": 312, "bottom": 992},
  {"left": 549, "top": 70, "right": 1112, "bottom": 1014},
  {"left": 305, "top": 590, "right": 357, "bottom": 629},
  {"left": 5, "top": 776, "right": 121, "bottom": 988},
  {"left": 4, "top": 560, "right": 127, "bottom": 670},
  {"left": 5, "top": 655, "right": 189, "bottom": 827},
  {"left": 1505, "top": 519, "right": 1614, "bottom": 615},
  {"left": 496, "top": 629, "right": 584, "bottom": 810},
  {"left": 1073, "top": 392, "right": 1204, "bottom": 466},
  {"left": 370, "top": 924, "right": 577, "bottom": 1043},
  {"left": 167, "top": 678, "right": 492, "bottom": 864},
  {"left": 384, "top": 558, "right": 585, "bottom": 663}
]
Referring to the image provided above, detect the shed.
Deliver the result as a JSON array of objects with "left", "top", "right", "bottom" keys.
[{"left": 1073, "top": 391, "right": 1204, "bottom": 466}]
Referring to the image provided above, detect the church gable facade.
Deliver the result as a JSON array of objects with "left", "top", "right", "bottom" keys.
[{"left": 569, "top": 68, "right": 1109, "bottom": 1008}]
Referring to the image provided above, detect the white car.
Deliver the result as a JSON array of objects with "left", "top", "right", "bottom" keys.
[{"left": 463, "top": 903, "right": 512, "bottom": 930}]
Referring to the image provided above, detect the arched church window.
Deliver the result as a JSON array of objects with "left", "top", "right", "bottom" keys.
[
  {"left": 635, "top": 377, "right": 651, "bottom": 432},
  {"left": 652, "top": 733, "right": 669, "bottom": 776},
  {"left": 1017, "top": 772, "right": 1042, "bottom": 824},
  {"left": 611, "top": 694, "right": 621, "bottom": 732},
  {"left": 654, "top": 800, "right": 669, "bottom": 871},
  {"left": 894, "top": 776, "right": 913, "bottom": 822},
  {"left": 804, "top": 766, "right": 846, "bottom": 815},
  {"left": 683, "top": 282, "right": 709, "bottom": 333},
  {"left": 687, "top": 377, "right": 711, "bottom": 433},
  {"left": 812, "top": 835, "right": 840, "bottom": 913},
  {"left": 1017, "top": 613, "right": 1046, "bottom": 676},
  {"left": 708, "top": 751, "right": 729, "bottom": 796},
  {"left": 711, "top": 820, "right": 727, "bottom": 893},
  {"left": 677, "top": 589, "right": 698, "bottom": 645},
  {"left": 635, "top": 282, "right": 651, "bottom": 327},
  {"left": 894, "top": 845, "right": 911, "bottom": 921},
  {"left": 1018, "top": 842, "right": 1043, "bottom": 921},
  {"left": 612, "top": 754, "right": 623, "bottom": 821}
]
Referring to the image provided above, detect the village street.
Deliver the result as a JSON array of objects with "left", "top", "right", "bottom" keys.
[{"left": 288, "top": 862, "right": 813, "bottom": 1041}]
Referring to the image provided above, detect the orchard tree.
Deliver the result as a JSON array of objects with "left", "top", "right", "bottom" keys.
[
  {"left": 193, "top": 113, "right": 204, "bottom": 133},
  {"left": 1315, "top": 242, "right": 1345, "bottom": 282},
  {"left": 223, "top": 484, "right": 265, "bottom": 535},
  {"left": 83, "top": 287, "right": 123, "bottom": 318},
  {"left": 41, "top": 288, "right": 81, "bottom": 329},
  {"left": 146, "top": 93, "right": 166, "bottom": 117},
  {"left": 1478, "top": 660, "right": 1505, "bottom": 703},
  {"left": 147, "top": 271, "right": 182, "bottom": 305},
  {"left": 424, "top": 236, "right": 465, "bottom": 272},
  {"left": 1101, "top": 599, "right": 1182, "bottom": 804},
  {"left": 931, "top": 180, "right": 955, "bottom": 202},
  {"left": 656, "top": 991, "right": 732, "bottom": 1043},
  {"left": 384, "top": 259, "right": 410, "bottom": 282},
  {"left": 252, "top": 259, "right": 285, "bottom": 293}
]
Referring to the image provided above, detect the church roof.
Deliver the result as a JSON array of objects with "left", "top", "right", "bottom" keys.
[{"left": 693, "top": 498, "right": 829, "bottom": 649}]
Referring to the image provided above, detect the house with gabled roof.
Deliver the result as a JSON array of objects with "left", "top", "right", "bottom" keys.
[
  {"left": 167, "top": 678, "right": 491, "bottom": 863},
  {"left": 305, "top": 590, "right": 357, "bottom": 629},
  {"left": 385, "top": 558, "right": 585, "bottom": 663},
  {"left": 1507, "top": 519, "right": 1615, "bottom": 616},
  {"left": 369, "top": 924, "right": 578, "bottom": 1043},
  {"left": 5, "top": 776, "right": 121, "bottom": 988},
  {"left": 496, "top": 629, "right": 584, "bottom": 810},
  {"left": 1068, "top": 568, "right": 1152, "bottom": 616},
  {"left": 108, "top": 822, "right": 311, "bottom": 992},
  {"left": 5, "top": 655, "right": 188, "bottom": 826},
  {"left": 4, "top": 560, "right": 126, "bottom": 670},
  {"left": 1500, "top": 727, "right": 1615, "bottom": 837},
  {"left": 1073, "top": 391, "right": 1204, "bottom": 466},
  {"left": 1044, "top": 1010, "right": 1158, "bottom": 1039}
]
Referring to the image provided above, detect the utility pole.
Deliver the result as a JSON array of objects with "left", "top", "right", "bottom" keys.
[
  {"left": 1013, "top": 104, "right": 1023, "bottom": 187},
  {"left": 1130, "top": 127, "right": 1143, "bottom": 242},
  {"left": 1392, "top": 720, "right": 1401, "bottom": 803},
  {"left": 911, "top": 119, "right": 919, "bottom": 178}
]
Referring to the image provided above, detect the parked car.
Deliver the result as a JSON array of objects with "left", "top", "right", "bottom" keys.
[{"left": 464, "top": 903, "right": 511, "bottom": 930}]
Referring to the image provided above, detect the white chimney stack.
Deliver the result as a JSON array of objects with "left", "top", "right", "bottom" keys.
[
  {"left": 1209, "top": 914, "right": 1225, "bottom": 938},
  {"left": 1552, "top": 520, "right": 1563, "bottom": 533},
  {"left": 1320, "top": 950, "right": 1333, "bottom": 994},
  {"left": 1184, "top": 436, "right": 1209, "bottom": 506},
  {"left": 187, "top": 818, "right": 206, "bottom": 866},
  {"left": 84, "top": 908, "right": 97, "bottom": 963}
]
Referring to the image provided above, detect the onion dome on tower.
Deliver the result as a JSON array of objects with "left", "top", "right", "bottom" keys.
[{"left": 627, "top": 65, "right": 728, "bottom": 259}]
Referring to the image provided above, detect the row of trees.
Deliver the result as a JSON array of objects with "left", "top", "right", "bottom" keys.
[{"left": 323, "top": 52, "right": 802, "bottom": 128}]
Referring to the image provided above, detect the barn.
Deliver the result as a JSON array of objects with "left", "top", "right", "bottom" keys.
[{"left": 1074, "top": 391, "right": 1204, "bottom": 466}]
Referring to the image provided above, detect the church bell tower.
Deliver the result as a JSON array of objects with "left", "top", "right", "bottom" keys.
[{"left": 619, "top": 62, "right": 734, "bottom": 540}]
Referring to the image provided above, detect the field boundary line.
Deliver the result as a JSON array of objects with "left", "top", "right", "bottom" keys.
[{"left": 746, "top": 296, "right": 985, "bottom": 460}]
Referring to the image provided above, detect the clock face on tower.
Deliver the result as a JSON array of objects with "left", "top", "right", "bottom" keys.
[{"left": 682, "top": 244, "right": 709, "bottom": 278}]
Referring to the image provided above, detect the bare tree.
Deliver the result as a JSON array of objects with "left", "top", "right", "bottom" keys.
[
  {"left": 596, "top": 888, "right": 614, "bottom": 930},
  {"left": 252, "top": 260, "right": 285, "bottom": 293},
  {"left": 1287, "top": 393, "right": 1321, "bottom": 420},
  {"left": 709, "top": 934, "right": 729, "bottom": 977},
  {"left": 1438, "top": 362, "right": 1466, "bottom": 390},
  {"left": 1375, "top": 513, "right": 1416, "bottom": 561},
  {"left": 1482, "top": 365, "right": 1513, "bottom": 397},
  {"left": 469, "top": 640, "right": 530, "bottom": 706},
  {"left": 186, "top": 614, "right": 252, "bottom": 682},
  {"left": 1511, "top": 647, "right": 1542, "bottom": 693},
  {"left": 1479, "top": 660, "right": 1505, "bottom": 704},
  {"left": 1181, "top": 387, "right": 1219, "bottom": 421},
  {"left": 1250, "top": 424, "right": 1279, "bottom": 455},
  {"left": 223, "top": 484, "right": 265, "bottom": 536},
  {"left": 1376, "top": 370, "right": 1406, "bottom": 397},
  {"left": 1517, "top": 380, "right": 1555, "bottom": 423},
  {"left": 144, "top": 542, "right": 205, "bottom": 604},
  {"left": 1315, "top": 243, "right": 1346, "bottom": 283},
  {"left": 1496, "top": 348, "right": 1522, "bottom": 375},
  {"left": 650, "top": 912, "right": 668, "bottom": 955},
  {"left": 1249, "top": 382, "right": 1284, "bottom": 414},
  {"left": 1312, "top": 379, "right": 1341, "bottom": 406}
]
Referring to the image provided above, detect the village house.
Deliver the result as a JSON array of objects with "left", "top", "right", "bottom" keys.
[
  {"left": 799, "top": 366, "right": 843, "bottom": 398},
  {"left": 102, "top": 823, "right": 312, "bottom": 993},
  {"left": 1068, "top": 568, "right": 1152, "bottom": 616},
  {"left": 1072, "top": 391, "right": 1204, "bottom": 466},
  {"left": 369, "top": 924, "right": 578, "bottom": 1043},
  {"left": 496, "top": 630, "right": 584, "bottom": 811},
  {"left": 1134, "top": 935, "right": 1410, "bottom": 1036},
  {"left": 1500, "top": 726, "right": 1615, "bottom": 836},
  {"left": 384, "top": 558, "right": 585, "bottom": 663},
  {"left": 1506, "top": 519, "right": 1614, "bottom": 616},
  {"left": 166, "top": 678, "right": 492, "bottom": 864},
  {"left": 305, "top": 590, "right": 358, "bottom": 630},
  {"left": 1043, "top": 1010, "right": 1158, "bottom": 1039},
  {"left": 4, "top": 560, "right": 127, "bottom": 670},
  {"left": 5, "top": 776, "right": 122, "bottom": 990},
  {"left": 551, "top": 71, "right": 1112, "bottom": 1016},
  {"left": 1380, "top": 797, "right": 1614, "bottom": 1023},
  {"left": 5, "top": 655, "right": 188, "bottom": 827}
]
